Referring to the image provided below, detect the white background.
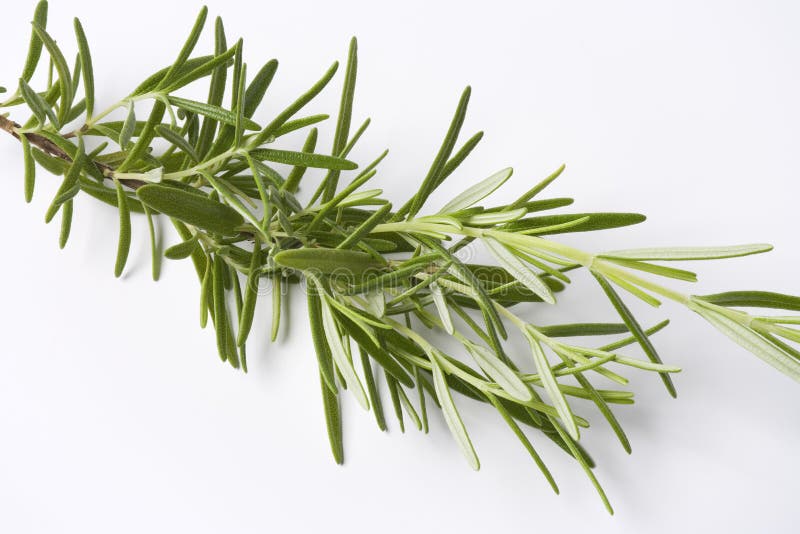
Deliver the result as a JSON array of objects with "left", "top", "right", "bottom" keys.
[{"left": 1, "top": 0, "right": 798, "bottom": 532}]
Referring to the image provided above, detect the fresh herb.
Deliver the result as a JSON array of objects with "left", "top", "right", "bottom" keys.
[{"left": 2, "top": 2, "right": 798, "bottom": 515}]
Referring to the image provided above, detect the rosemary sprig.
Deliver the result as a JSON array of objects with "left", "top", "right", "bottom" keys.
[{"left": 2, "top": 1, "right": 799, "bottom": 515}]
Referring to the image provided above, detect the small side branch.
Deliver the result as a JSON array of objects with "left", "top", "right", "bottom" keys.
[{"left": 0, "top": 115, "right": 145, "bottom": 189}]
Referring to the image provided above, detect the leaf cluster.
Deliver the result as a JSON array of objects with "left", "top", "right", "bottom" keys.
[{"left": 2, "top": 2, "right": 799, "bottom": 514}]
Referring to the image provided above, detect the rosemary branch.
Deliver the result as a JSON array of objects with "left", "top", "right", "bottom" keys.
[{"left": 2, "top": 1, "right": 798, "bottom": 515}]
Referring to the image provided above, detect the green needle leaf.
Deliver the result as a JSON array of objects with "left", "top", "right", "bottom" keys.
[
  {"left": 440, "top": 167, "right": 513, "bottom": 214},
  {"left": 155, "top": 124, "right": 200, "bottom": 162},
  {"left": 212, "top": 256, "right": 238, "bottom": 367},
  {"left": 31, "top": 20, "right": 72, "bottom": 124},
  {"left": 483, "top": 236, "right": 555, "bottom": 304},
  {"left": 306, "top": 156, "right": 384, "bottom": 232},
  {"left": 243, "top": 59, "right": 278, "bottom": 118},
  {"left": 431, "top": 356, "right": 480, "bottom": 470},
  {"left": 80, "top": 179, "right": 147, "bottom": 212},
  {"left": 168, "top": 96, "right": 261, "bottom": 131},
  {"left": 593, "top": 272, "right": 676, "bottom": 397},
  {"left": 438, "top": 131, "right": 484, "bottom": 189},
  {"left": 417, "top": 236, "right": 508, "bottom": 349},
  {"left": 505, "top": 213, "right": 646, "bottom": 235},
  {"left": 339, "top": 117, "right": 371, "bottom": 160},
  {"left": 274, "top": 248, "right": 385, "bottom": 278},
  {"left": 114, "top": 179, "right": 131, "bottom": 278},
  {"left": 548, "top": 415, "right": 613, "bottom": 515},
  {"left": 691, "top": 301, "right": 800, "bottom": 382},
  {"left": 197, "top": 171, "right": 262, "bottom": 236},
  {"left": 73, "top": 18, "right": 94, "bottom": 118},
  {"left": 271, "top": 273, "right": 282, "bottom": 341},
  {"left": 274, "top": 114, "right": 329, "bottom": 138},
  {"left": 143, "top": 205, "right": 161, "bottom": 281},
  {"left": 508, "top": 164, "right": 566, "bottom": 210},
  {"left": 538, "top": 323, "right": 630, "bottom": 338},
  {"left": 599, "top": 320, "right": 670, "bottom": 352},
  {"left": 524, "top": 331, "right": 579, "bottom": 440},
  {"left": 415, "top": 367, "right": 429, "bottom": 433},
  {"left": 164, "top": 46, "right": 238, "bottom": 93},
  {"left": 309, "top": 289, "right": 338, "bottom": 394},
  {"left": 130, "top": 55, "right": 214, "bottom": 96},
  {"left": 699, "top": 291, "right": 800, "bottom": 312},
  {"left": 137, "top": 184, "right": 244, "bottom": 236},
  {"left": 465, "top": 341, "right": 531, "bottom": 402},
  {"left": 337, "top": 202, "right": 393, "bottom": 250},
  {"left": 599, "top": 257, "right": 698, "bottom": 282},
  {"left": 45, "top": 137, "right": 85, "bottom": 223},
  {"left": 119, "top": 102, "right": 136, "bottom": 148},
  {"left": 192, "top": 16, "right": 228, "bottom": 159},
  {"left": 360, "top": 348, "right": 387, "bottom": 431},
  {"left": 116, "top": 100, "right": 166, "bottom": 172},
  {"left": 407, "top": 86, "right": 471, "bottom": 219},
  {"left": 282, "top": 127, "right": 318, "bottom": 193},
  {"left": 249, "top": 148, "right": 357, "bottom": 171},
  {"left": 21, "top": 1, "right": 48, "bottom": 83},
  {"left": 165, "top": 235, "right": 199, "bottom": 260},
  {"left": 21, "top": 135, "right": 35, "bottom": 203},
  {"left": 323, "top": 36, "right": 358, "bottom": 202},
  {"left": 233, "top": 62, "right": 247, "bottom": 148},
  {"left": 396, "top": 385, "right": 422, "bottom": 431},
  {"left": 602, "top": 244, "right": 773, "bottom": 261},
  {"left": 320, "top": 374, "right": 344, "bottom": 464},
  {"left": 317, "top": 288, "right": 369, "bottom": 409},
  {"left": 199, "top": 254, "right": 212, "bottom": 328},
  {"left": 230, "top": 270, "right": 247, "bottom": 371},
  {"left": 484, "top": 196, "right": 573, "bottom": 214},
  {"left": 250, "top": 61, "right": 339, "bottom": 147},
  {"left": 59, "top": 199, "right": 73, "bottom": 249},
  {"left": 603, "top": 271, "right": 662, "bottom": 308},
  {"left": 575, "top": 372, "right": 631, "bottom": 453},
  {"left": 386, "top": 373, "right": 405, "bottom": 432},
  {"left": 463, "top": 208, "right": 527, "bottom": 226},
  {"left": 19, "top": 78, "right": 58, "bottom": 128},
  {"left": 430, "top": 281, "right": 454, "bottom": 334},
  {"left": 334, "top": 313, "right": 414, "bottom": 387},
  {"left": 484, "top": 392, "right": 558, "bottom": 494},
  {"left": 237, "top": 236, "right": 261, "bottom": 346},
  {"left": 156, "top": 6, "right": 209, "bottom": 90},
  {"left": 66, "top": 99, "right": 86, "bottom": 125}
]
